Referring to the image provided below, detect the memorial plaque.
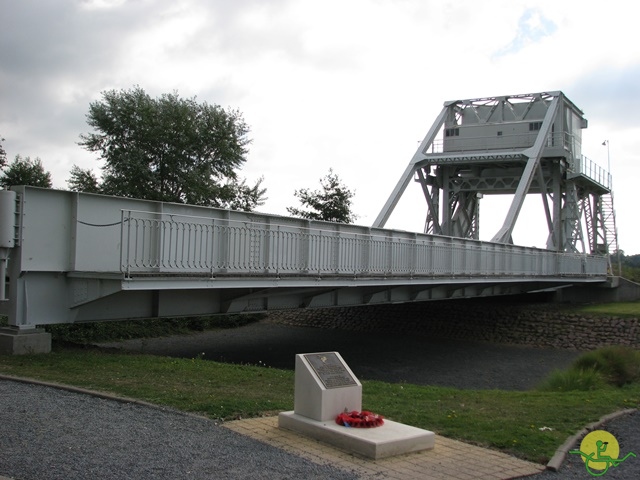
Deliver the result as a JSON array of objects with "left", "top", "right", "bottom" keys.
[{"left": 303, "top": 352, "right": 358, "bottom": 389}]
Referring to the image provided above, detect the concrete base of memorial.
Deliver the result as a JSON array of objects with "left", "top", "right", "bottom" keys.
[{"left": 278, "top": 411, "right": 435, "bottom": 460}]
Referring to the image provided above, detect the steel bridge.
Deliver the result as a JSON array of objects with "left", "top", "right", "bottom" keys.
[
  {"left": 0, "top": 91, "right": 618, "bottom": 354},
  {"left": 0, "top": 186, "right": 608, "bottom": 353}
]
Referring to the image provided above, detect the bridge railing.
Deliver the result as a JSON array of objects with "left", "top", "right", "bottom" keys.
[{"left": 120, "top": 209, "right": 607, "bottom": 278}]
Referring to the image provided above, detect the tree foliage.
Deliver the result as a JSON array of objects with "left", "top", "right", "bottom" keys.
[
  {"left": 622, "top": 254, "right": 640, "bottom": 268},
  {"left": 613, "top": 251, "right": 640, "bottom": 282},
  {"left": 67, "top": 165, "right": 101, "bottom": 193},
  {"left": 287, "top": 169, "right": 357, "bottom": 223},
  {"left": 78, "top": 86, "right": 265, "bottom": 210},
  {"left": 0, "top": 155, "right": 52, "bottom": 188},
  {"left": 0, "top": 135, "right": 6, "bottom": 169}
]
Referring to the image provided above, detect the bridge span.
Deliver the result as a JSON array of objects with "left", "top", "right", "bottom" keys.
[{"left": 0, "top": 186, "right": 609, "bottom": 353}]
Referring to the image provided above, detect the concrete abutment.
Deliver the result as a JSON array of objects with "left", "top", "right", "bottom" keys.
[{"left": 0, "top": 327, "right": 52, "bottom": 355}]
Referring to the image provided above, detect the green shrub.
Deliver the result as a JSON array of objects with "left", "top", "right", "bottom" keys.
[
  {"left": 572, "top": 346, "right": 640, "bottom": 387},
  {"left": 44, "top": 313, "right": 265, "bottom": 344},
  {"left": 537, "top": 367, "right": 607, "bottom": 392},
  {"left": 538, "top": 346, "right": 640, "bottom": 392}
]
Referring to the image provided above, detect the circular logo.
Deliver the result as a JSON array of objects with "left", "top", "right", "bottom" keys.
[{"left": 579, "top": 430, "right": 620, "bottom": 473}]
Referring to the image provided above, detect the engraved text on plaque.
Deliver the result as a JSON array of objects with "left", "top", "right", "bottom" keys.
[{"left": 304, "top": 352, "right": 357, "bottom": 389}]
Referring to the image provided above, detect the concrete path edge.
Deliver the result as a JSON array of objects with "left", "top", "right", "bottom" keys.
[{"left": 545, "top": 408, "right": 638, "bottom": 471}]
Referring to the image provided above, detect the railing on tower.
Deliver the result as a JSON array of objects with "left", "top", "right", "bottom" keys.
[{"left": 572, "top": 155, "right": 611, "bottom": 190}]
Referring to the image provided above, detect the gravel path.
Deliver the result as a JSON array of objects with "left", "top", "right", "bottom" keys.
[{"left": 0, "top": 379, "right": 359, "bottom": 480}]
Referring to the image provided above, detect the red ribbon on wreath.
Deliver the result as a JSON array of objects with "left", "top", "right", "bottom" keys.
[{"left": 335, "top": 410, "right": 384, "bottom": 428}]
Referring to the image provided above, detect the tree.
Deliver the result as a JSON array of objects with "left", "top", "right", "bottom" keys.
[
  {"left": 78, "top": 86, "right": 265, "bottom": 210},
  {"left": 67, "top": 165, "right": 101, "bottom": 193},
  {"left": 0, "top": 135, "right": 6, "bottom": 169},
  {"left": 287, "top": 169, "right": 357, "bottom": 223},
  {"left": 225, "top": 176, "right": 267, "bottom": 212},
  {"left": 0, "top": 155, "right": 52, "bottom": 188}
]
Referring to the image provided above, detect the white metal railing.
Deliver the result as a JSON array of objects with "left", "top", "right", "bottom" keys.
[
  {"left": 573, "top": 155, "right": 611, "bottom": 189},
  {"left": 119, "top": 210, "right": 608, "bottom": 279}
]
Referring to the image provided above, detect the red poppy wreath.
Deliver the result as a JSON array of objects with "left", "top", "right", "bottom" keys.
[{"left": 335, "top": 410, "right": 384, "bottom": 428}]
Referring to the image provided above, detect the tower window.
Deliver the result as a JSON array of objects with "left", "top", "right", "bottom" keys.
[
  {"left": 529, "top": 121, "right": 543, "bottom": 131},
  {"left": 445, "top": 128, "right": 459, "bottom": 137}
]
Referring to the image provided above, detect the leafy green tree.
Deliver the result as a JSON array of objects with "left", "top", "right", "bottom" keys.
[
  {"left": 67, "top": 165, "right": 101, "bottom": 193},
  {"left": 225, "top": 176, "right": 267, "bottom": 211},
  {"left": 0, "top": 155, "right": 52, "bottom": 188},
  {"left": 287, "top": 169, "right": 357, "bottom": 223},
  {"left": 0, "top": 135, "right": 6, "bottom": 169},
  {"left": 78, "top": 86, "right": 265, "bottom": 210},
  {"left": 623, "top": 254, "right": 640, "bottom": 268},
  {"left": 616, "top": 251, "right": 640, "bottom": 282}
]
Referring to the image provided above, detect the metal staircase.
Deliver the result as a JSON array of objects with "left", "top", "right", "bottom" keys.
[{"left": 600, "top": 192, "right": 621, "bottom": 273}]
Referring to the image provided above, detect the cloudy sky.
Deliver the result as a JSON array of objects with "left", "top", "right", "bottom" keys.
[{"left": 2, "top": 0, "right": 639, "bottom": 253}]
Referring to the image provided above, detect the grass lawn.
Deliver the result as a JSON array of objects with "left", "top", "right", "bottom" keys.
[
  {"left": 576, "top": 300, "right": 640, "bottom": 317},
  {"left": 1, "top": 345, "right": 638, "bottom": 465}
]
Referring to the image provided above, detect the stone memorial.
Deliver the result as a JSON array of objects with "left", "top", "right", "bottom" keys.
[
  {"left": 278, "top": 351, "right": 435, "bottom": 459},
  {"left": 293, "top": 352, "right": 361, "bottom": 422}
]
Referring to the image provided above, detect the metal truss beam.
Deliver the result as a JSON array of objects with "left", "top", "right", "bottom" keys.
[
  {"left": 491, "top": 94, "right": 561, "bottom": 243},
  {"left": 373, "top": 105, "right": 448, "bottom": 228}
]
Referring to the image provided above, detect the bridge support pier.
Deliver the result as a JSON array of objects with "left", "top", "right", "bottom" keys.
[{"left": 0, "top": 327, "right": 51, "bottom": 355}]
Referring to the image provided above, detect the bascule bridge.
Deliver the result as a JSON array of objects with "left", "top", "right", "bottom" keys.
[
  {"left": 374, "top": 91, "right": 619, "bottom": 264},
  {"left": 0, "top": 90, "right": 624, "bottom": 355}
]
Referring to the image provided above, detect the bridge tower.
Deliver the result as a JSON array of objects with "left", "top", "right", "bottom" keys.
[{"left": 374, "top": 91, "right": 619, "bottom": 267}]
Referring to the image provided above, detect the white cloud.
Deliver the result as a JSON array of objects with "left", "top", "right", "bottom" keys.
[
  {"left": 493, "top": 7, "right": 557, "bottom": 58},
  {"left": 79, "top": 0, "right": 128, "bottom": 10}
]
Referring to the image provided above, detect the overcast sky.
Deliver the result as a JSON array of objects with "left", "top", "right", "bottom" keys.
[{"left": 1, "top": 0, "right": 639, "bottom": 253}]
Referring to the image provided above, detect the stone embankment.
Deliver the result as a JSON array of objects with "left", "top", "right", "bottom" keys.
[{"left": 267, "top": 299, "right": 639, "bottom": 351}]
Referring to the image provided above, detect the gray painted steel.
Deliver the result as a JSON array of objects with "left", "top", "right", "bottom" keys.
[
  {"left": 373, "top": 91, "right": 619, "bottom": 264},
  {"left": 0, "top": 186, "right": 607, "bottom": 329}
]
